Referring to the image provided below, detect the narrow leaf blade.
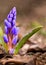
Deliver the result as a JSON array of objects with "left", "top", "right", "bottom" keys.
[{"left": 14, "top": 26, "right": 43, "bottom": 54}]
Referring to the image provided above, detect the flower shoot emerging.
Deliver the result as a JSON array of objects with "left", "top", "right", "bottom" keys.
[
  {"left": 3, "top": 7, "right": 19, "bottom": 54},
  {"left": 0, "top": 7, "right": 42, "bottom": 55}
]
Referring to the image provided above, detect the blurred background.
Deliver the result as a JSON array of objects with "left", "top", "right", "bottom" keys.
[{"left": 0, "top": 0, "right": 46, "bottom": 48}]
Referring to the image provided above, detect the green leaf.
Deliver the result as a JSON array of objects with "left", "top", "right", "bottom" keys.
[
  {"left": 0, "top": 27, "right": 3, "bottom": 37},
  {"left": 0, "top": 38, "right": 8, "bottom": 52},
  {"left": 0, "top": 27, "right": 8, "bottom": 52},
  {"left": 14, "top": 26, "right": 43, "bottom": 54}
]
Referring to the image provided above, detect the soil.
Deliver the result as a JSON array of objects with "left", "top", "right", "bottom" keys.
[
  {"left": 0, "top": 41, "right": 46, "bottom": 65},
  {"left": 0, "top": 51, "right": 46, "bottom": 65}
]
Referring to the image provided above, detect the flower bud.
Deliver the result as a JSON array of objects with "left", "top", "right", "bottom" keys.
[
  {"left": 12, "top": 36, "right": 18, "bottom": 45},
  {"left": 5, "top": 26, "right": 8, "bottom": 34},
  {"left": 12, "top": 7, "right": 16, "bottom": 14},
  {"left": 8, "top": 18, "right": 12, "bottom": 22},
  {"left": 11, "top": 20, "right": 15, "bottom": 26},
  {"left": 3, "top": 34, "right": 8, "bottom": 43},
  {"left": 11, "top": 26, "right": 19, "bottom": 35},
  {"left": 14, "top": 16, "right": 16, "bottom": 20},
  {"left": 9, "top": 10, "right": 12, "bottom": 14},
  {"left": 7, "top": 14, "right": 10, "bottom": 18},
  {"left": 9, "top": 13, "right": 13, "bottom": 18},
  {"left": 14, "top": 11, "right": 16, "bottom": 16},
  {"left": 9, "top": 48, "right": 14, "bottom": 54},
  {"left": 4, "top": 19, "right": 11, "bottom": 28}
]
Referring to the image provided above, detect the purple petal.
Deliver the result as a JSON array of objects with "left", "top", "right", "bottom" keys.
[
  {"left": 11, "top": 26, "right": 16, "bottom": 34},
  {"left": 14, "top": 11, "right": 16, "bottom": 16},
  {"left": 9, "top": 13, "right": 13, "bottom": 18},
  {"left": 8, "top": 18, "right": 12, "bottom": 22},
  {"left": 7, "top": 14, "right": 10, "bottom": 18},
  {"left": 15, "top": 27, "right": 19, "bottom": 35},
  {"left": 12, "top": 7, "right": 16, "bottom": 14},
  {"left": 9, "top": 10, "right": 12, "bottom": 14},
  {"left": 9, "top": 48, "right": 14, "bottom": 54},
  {"left": 4, "top": 19, "right": 11, "bottom": 28},
  {"left": 5, "top": 26, "right": 9, "bottom": 34},
  {"left": 12, "top": 36, "right": 18, "bottom": 45},
  {"left": 3, "top": 34, "right": 8, "bottom": 43},
  {"left": 11, "top": 20, "right": 16, "bottom": 26},
  {"left": 11, "top": 26, "right": 19, "bottom": 35},
  {"left": 14, "top": 16, "right": 16, "bottom": 20}
]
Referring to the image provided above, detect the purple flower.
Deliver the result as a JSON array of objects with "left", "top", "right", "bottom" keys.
[
  {"left": 9, "top": 10, "right": 12, "bottom": 14},
  {"left": 8, "top": 18, "right": 12, "bottom": 22},
  {"left": 11, "top": 26, "right": 19, "bottom": 35},
  {"left": 7, "top": 7, "right": 17, "bottom": 27},
  {"left": 4, "top": 19, "right": 11, "bottom": 28},
  {"left": 3, "top": 7, "right": 19, "bottom": 54},
  {"left": 7, "top": 14, "right": 10, "bottom": 18},
  {"left": 12, "top": 7, "right": 16, "bottom": 14},
  {"left": 12, "top": 36, "right": 18, "bottom": 45},
  {"left": 14, "top": 11, "right": 16, "bottom": 16},
  {"left": 14, "top": 16, "right": 16, "bottom": 20},
  {"left": 3, "top": 34, "right": 8, "bottom": 43},
  {"left": 11, "top": 20, "right": 15, "bottom": 26},
  {"left": 9, "top": 14, "right": 13, "bottom": 18},
  {"left": 5, "top": 26, "right": 8, "bottom": 34},
  {"left": 9, "top": 48, "right": 14, "bottom": 54}
]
